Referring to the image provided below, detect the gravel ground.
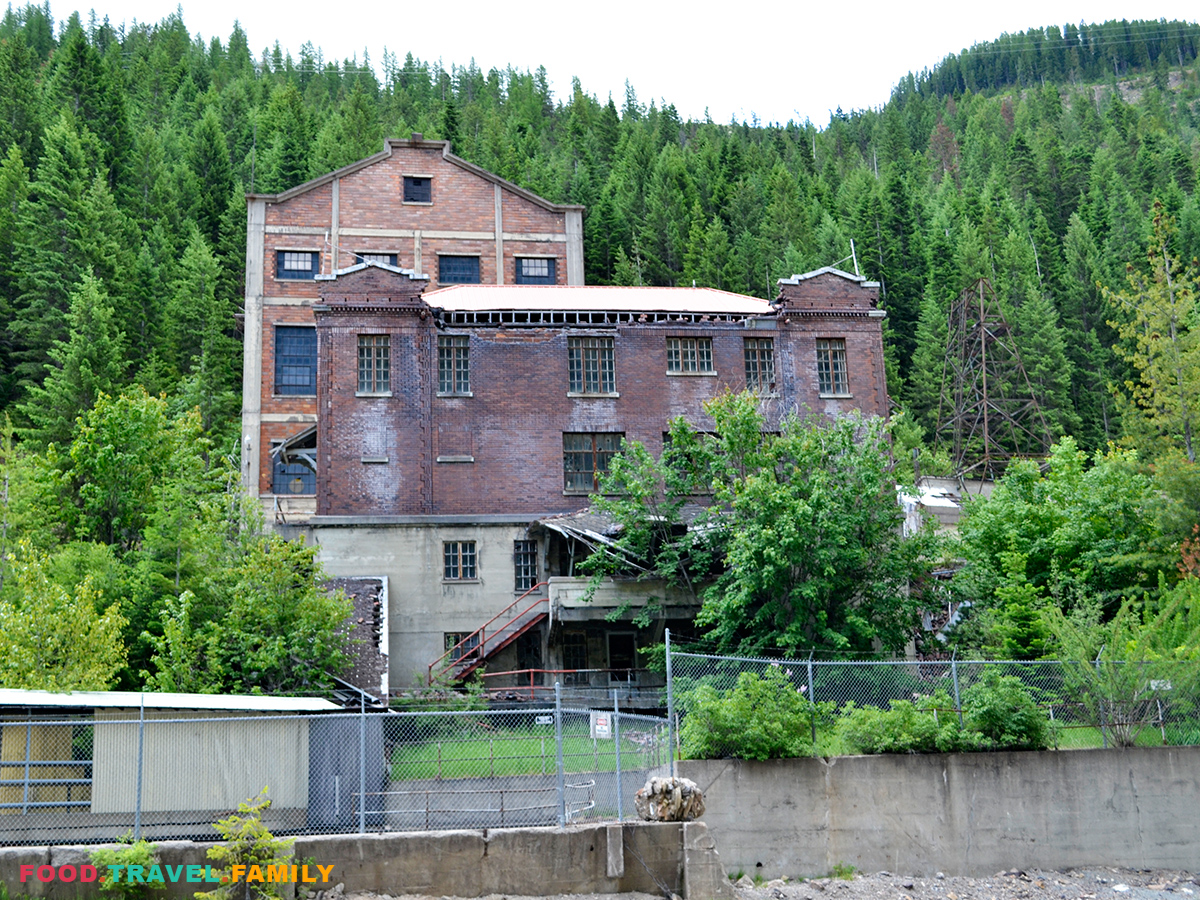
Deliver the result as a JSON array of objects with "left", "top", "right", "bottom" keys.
[{"left": 330, "top": 867, "right": 1199, "bottom": 900}]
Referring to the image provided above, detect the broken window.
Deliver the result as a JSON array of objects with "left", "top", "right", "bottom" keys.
[
  {"left": 563, "top": 432, "right": 623, "bottom": 492},
  {"left": 515, "top": 257, "right": 555, "bottom": 284},
  {"left": 514, "top": 540, "right": 538, "bottom": 591},
  {"left": 816, "top": 338, "right": 848, "bottom": 395},
  {"left": 667, "top": 337, "right": 714, "bottom": 373},
  {"left": 357, "top": 335, "right": 390, "bottom": 393},
  {"left": 744, "top": 337, "right": 775, "bottom": 392},
  {"left": 274, "top": 326, "right": 317, "bottom": 395},
  {"left": 438, "top": 335, "right": 470, "bottom": 394},
  {"left": 270, "top": 427, "right": 317, "bottom": 495},
  {"left": 443, "top": 541, "right": 477, "bottom": 580},
  {"left": 276, "top": 250, "right": 319, "bottom": 279},
  {"left": 445, "top": 632, "right": 479, "bottom": 661},
  {"left": 568, "top": 337, "right": 615, "bottom": 394}
]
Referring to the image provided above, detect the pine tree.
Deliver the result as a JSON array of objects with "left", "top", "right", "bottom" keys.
[
  {"left": 17, "top": 270, "right": 126, "bottom": 449},
  {"left": 188, "top": 108, "right": 234, "bottom": 248}
]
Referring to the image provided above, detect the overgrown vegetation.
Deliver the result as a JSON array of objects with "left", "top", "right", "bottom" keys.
[
  {"left": 92, "top": 838, "right": 165, "bottom": 900},
  {"left": 195, "top": 791, "right": 294, "bottom": 900}
]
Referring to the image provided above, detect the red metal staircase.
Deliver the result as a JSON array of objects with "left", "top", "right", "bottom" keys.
[{"left": 427, "top": 582, "right": 549, "bottom": 685}]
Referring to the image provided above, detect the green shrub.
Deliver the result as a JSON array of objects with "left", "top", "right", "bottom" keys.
[
  {"left": 680, "top": 666, "right": 820, "bottom": 760},
  {"left": 92, "top": 838, "right": 165, "bottom": 900},
  {"left": 961, "top": 669, "right": 1053, "bottom": 750},
  {"left": 835, "top": 689, "right": 964, "bottom": 754},
  {"left": 195, "top": 790, "right": 294, "bottom": 900}
]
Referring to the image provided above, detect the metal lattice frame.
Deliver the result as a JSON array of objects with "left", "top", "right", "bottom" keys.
[{"left": 936, "top": 279, "right": 1053, "bottom": 478}]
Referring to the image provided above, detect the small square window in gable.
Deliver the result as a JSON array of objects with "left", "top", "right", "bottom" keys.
[{"left": 403, "top": 176, "right": 431, "bottom": 203}]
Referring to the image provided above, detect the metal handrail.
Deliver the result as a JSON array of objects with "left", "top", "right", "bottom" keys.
[{"left": 427, "top": 582, "right": 549, "bottom": 684}]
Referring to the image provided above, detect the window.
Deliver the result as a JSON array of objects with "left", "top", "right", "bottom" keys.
[
  {"left": 515, "top": 257, "right": 556, "bottom": 285},
  {"left": 403, "top": 176, "right": 431, "bottom": 203},
  {"left": 274, "top": 326, "right": 317, "bottom": 395},
  {"left": 667, "top": 337, "right": 714, "bottom": 373},
  {"left": 356, "top": 252, "right": 397, "bottom": 267},
  {"left": 276, "top": 250, "right": 318, "bottom": 279},
  {"left": 439, "top": 255, "right": 480, "bottom": 284},
  {"left": 445, "top": 632, "right": 480, "bottom": 662},
  {"left": 357, "top": 335, "right": 390, "bottom": 393},
  {"left": 444, "top": 541, "right": 477, "bottom": 580},
  {"left": 568, "top": 337, "right": 615, "bottom": 394},
  {"left": 438, "top": 335, "right": 470, "bottom": 394},
  {"left": 514, "top": 540, "right": 538, "bottom": 591},
  {"left": 817, "top": 338, "right": 848, "bottom": 395},
  {"left": 608, "top": 633, "right": 637, "bottom": 682},
  {"left": 563, "top": 433, "right": 623, "bottom": 492},
  {"left": 744, "top": 337, "right": 775, "bottom": 392},
  {"left": 562, "top": 632, "right": 588, "bottom": 682},
  {"left": 272, "top": 459, "right": 315, "bottom": 495}
]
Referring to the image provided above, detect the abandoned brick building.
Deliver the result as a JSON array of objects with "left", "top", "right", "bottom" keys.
[{"left": 242, "top": 140, "right": 888, "bottom": 700}]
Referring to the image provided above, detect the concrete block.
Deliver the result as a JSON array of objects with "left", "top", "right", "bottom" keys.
[
  {"left": 0, "top": 845, "right": 51, "bottom": 899},
  {"left": 682, "top": 822, "right": 734, "bottom": 900},
  {"left": 606, "top": 824, "right": 624, "bottom": 877}
]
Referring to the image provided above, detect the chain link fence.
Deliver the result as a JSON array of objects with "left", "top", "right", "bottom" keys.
[
  {"left": 665, "top": 639, "right": 1200, "bottom": 759},
  {"left": 0, "top": 690, "right": 669, "bottom": 846}
]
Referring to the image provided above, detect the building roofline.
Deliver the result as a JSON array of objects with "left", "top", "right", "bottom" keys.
[
  {"left": 0, "top": 688, "right": 341, "bottom": 712},
  {"left": 247, "top": 137, "right": 586, "bottom": 215},
  {"left": 315, "top": 260, "right": 429, "bottom": 281},
  {"left": 777, "top": 266, "right": 878, "bottom": 285}
]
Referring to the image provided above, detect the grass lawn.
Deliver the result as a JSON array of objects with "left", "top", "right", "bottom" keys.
[{"left": 389, "top": 724, "right": 668, "bottom": 780}]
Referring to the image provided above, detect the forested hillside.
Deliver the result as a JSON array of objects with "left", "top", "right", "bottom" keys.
[{"left": 2, "top": 8, "right": 1200, "bottom": 685}]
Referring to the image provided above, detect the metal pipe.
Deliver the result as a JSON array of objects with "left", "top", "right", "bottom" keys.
[
  {"left": 665, "top": 628, "right": 676, "bottom": 777},
  {"left": 613, "top": 691, "right": 623, "bottom": 821},
  {"left": 555, "top": 681, "right": 565, "bottom": 827},
  {"left": 134, "top": 694, "right": 145, "bottom": 840}
]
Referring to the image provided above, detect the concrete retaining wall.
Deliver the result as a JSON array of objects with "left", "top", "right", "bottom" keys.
[
  {"left": 0, "top": 822, "right": 734, "bottom": 900},
  {"left": 679, "top": 746, "right": 1200, "bottom": 878}
]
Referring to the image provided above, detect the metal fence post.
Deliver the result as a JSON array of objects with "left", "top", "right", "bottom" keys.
[
  {"left": 665, "top": 628, "right": 675, "bottom": 777},
  {"left": 134, "top": 693, "right": 145, "bottom": 840},
  {"left": 1096, "top": 650, "right": 1108, "bottom": 749},
  {"left": 555, "top": 681, "right": 565, "bottom": 827},
  {"left": 21, "top": 717, "right": 31, "bottom": 815},
  {"left": 613, "top": 691, "right": 623, "bottom": 821},
  {"left": 359, "top": 695, "right": 367, "bottom": 834},
  {"left": 950, "top": 653, "right": 963, "bottom": 726},
  {"left": 807, "top": 652, "right": 816, "bottom": 746}
]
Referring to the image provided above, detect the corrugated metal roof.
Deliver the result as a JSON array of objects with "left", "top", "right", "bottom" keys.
[
  {"left": 424, "top": 285, "right": 774, "bottom": 315},
  {"left": 0, "top": 689, "right": 341, "bottom": 712}
]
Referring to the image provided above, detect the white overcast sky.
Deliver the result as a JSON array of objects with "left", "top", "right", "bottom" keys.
[{"left": 67, "top": 0, "right": 1200, "bottom": 126}]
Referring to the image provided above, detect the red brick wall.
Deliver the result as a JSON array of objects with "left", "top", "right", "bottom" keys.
[{"left": 315, "top": 307, "right": 890, "bottom": 518}]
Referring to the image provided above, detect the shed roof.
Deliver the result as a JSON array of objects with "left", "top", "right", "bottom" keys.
[
  {"left": 424, "top": 284, "right": 774, "bottom": 315},
  {"left": 0, "top": 689, "right": 341, "bottom": 712}
]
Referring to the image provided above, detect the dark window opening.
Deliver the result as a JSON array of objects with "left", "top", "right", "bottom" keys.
[
  {"left": 439, "top": 255, "right": 480, "bottom": 285},
  {"left": 438, "top": 335, "right": 470, "bottom": 393},
  {"left": 817, "top": 338, "right": 848, "bottom": 394},
  {"left": 608, "top": 633, "right": 637, "bottom": 682},
  {"left": 568, "top": 337, "right": 615, "bottom": 393},
  {"left": 744, "top": 337, "right": 775, "bottom": 392},
  {"left": 274, "top": 326, "right": 317, "bottom": 395},
  {"left": 403, "top": 176, "right": 431, "bottom": 203},
  {"left": 514, "top": 540, "right": 538, "bottom": 591},
  {"left": 563, "top": 632, "right": 588, "bottom": 683},
  {"left": 358, "top": 335, "right": 390, "bottom": 393}
]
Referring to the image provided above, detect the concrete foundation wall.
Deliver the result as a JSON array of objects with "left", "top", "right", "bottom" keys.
[
  {"left": 0, "top": 822, "right": 733, "bottom": 900},
  {"left": 680, "top": 746, "right": 1200, "bottom": 878}
]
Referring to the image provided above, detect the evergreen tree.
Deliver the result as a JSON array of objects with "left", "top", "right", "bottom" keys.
[{"left": 188, "top": 108, "right": 234, "bottom": 247}]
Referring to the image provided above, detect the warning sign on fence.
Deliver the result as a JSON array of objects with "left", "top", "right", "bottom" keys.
[{"left": 590, "top": 711, "right": 612, "bottom": 739}]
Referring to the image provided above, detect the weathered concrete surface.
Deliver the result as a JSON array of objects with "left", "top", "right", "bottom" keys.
[
  {"left": 679, "top": 746, "right": 1200, "bottom": 878},
  {"left": 0, "top": 822, "right": 732, "bottom": 900}
]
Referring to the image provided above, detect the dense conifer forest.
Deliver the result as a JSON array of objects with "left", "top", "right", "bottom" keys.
[{"left": 2, "top": 9, "right": 1200, "bottom": 687}]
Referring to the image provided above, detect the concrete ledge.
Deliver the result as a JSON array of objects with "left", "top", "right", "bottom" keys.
[
  {"left": 0, "top": 822, "right": 714, "bottom": 899},
  {"left": 680, "top": 746, "right": 1200, "bottom": 878}
]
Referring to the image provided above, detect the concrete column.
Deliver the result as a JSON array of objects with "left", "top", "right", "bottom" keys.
[
  {"left": 566, "top": 209, "right": 584, "bottom": 285},
  {"left": 331, "top": 178, "right": 340, "bottom": 271},
  {"left": 494, "top": 184, "right": 505, "bottom": 285},
  {"left": 241, "top": 198, "right": 267, "bottom": 498}
]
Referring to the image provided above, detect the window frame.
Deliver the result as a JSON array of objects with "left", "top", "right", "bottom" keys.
[
  {"left": 438, "top": 254, "right": 481, "bottom": 285},
  {"left": 271, "top": 457, "right": 316, "bottom": 496},
  {"left": 443, "top": 540, "right": 478, "bottom": 581},
  {"left": 275, "top": 249, "right": 319, "bottom": 280},
  {"left": 357, "top": 334, "right": 391, "bottom": 395},
  {"left": 514, "top": 540, "right": 538, "bottom": 592},
  {"left": 563, "top": 432, "right": 624, "bottom": 494},
  {"left": 403, "top": 175, "right": 432, "bottom": 204},
  {"left": 274, "top": 325, "right": 317, "bottom": 396},
  {"left": 437, "top": 335, "right": 471, "bottom": 396},
  {"left": 514, "top": 256, "right": 556, "bottom": 285},
  {"left": 816, "top": 338, "right": 850, "bottom": 396},
  {"left": 567, "top": 336, "right": 617, "bottom": 395},
  {"left": 666, "top": 337, "right": 716, "bottom": 375},
  {"left": 744, "top": 337, "right": 776, "bottom": 394},
  {"left": 355, "top": 252, "right": 398, "bottom": 267}
]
